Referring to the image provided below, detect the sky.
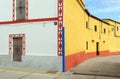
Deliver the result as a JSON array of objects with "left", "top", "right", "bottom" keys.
[{"left": 84, "top": 0, "right": 120, "bottom": 22}]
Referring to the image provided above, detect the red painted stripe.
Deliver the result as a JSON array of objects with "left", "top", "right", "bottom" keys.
[
  {"left": 0, "top": 17, "right": 58, "bottom": 25},
  {"left": 111, "top": 51, "right": 120, "bottom": 55},
  {"left": 66, "top": 51, "right": 86, "bottom": 71},
  {"left": 99, "top": 50, "right": 110, "bottom": 56},
  {"left": 86, "top": 52, "right": 96, "bottom": 58},
  {"left": 66, "top": 50, "right": 120, "bottom": 71}
]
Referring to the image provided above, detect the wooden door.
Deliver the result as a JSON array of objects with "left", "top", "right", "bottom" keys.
[
  {"left": 96, "top": 42, "right": 99, "bottom": 56},
  {"left": 13, "top": 38, "right": 22, "bottom": 61}
]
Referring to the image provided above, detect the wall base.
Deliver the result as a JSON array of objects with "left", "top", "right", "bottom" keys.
[
  {"left": 0, "top": 55, "right": 62, "bottom": 72},
  {"left": 66, "top": 50, "right": 120, "bottom": 71}
]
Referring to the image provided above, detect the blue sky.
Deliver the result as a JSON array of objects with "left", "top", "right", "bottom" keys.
[{"left": 84, "top": 0, "right": 120, "bottom": 22}]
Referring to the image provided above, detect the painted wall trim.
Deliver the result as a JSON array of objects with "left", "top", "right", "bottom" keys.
[
  {"left": 26, "top": 0, "right": 28, "bottom": 20},
  {"left": 12, "top": 0, "right": 15, "bottom": 21},
  {"left": 9, "top": 34, "right": 26, "bottom": 55},
  {"left": 58, "top": 0, "right": 63, "bottom": 56},
  {"left": 0, "top": 17, "right": 58, "bottom": 25}
]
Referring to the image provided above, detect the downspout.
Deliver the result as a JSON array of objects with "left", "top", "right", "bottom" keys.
[{"left": 62, "top": 27, "right": 65, "bottom": 72}]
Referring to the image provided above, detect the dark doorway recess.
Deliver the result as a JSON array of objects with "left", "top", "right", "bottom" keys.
[{"left": 13, "top": 37, "right": 22, "bottom": 61}]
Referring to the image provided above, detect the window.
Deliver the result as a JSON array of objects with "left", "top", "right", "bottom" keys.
[
  {"left": 94, "top": 25, "right": 97, "bottom": 32},
  {"left": 117, "top": 26, "right": 119, "bottom": 31},
  {"left": 86, "top": 41, "right": 88, "bottom": 50},
  {"left": 104, "top": 28, "right": 106, "bottom": 34},
  {"left": 16, "top": 0, "right": 26, "bottom": 20},
  {"left": 86, "top": 21, "right": 89, "bottom": 29}
]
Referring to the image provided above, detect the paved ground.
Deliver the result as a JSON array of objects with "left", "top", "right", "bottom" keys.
[
  {"left": 0, "top": 68, "right": 59, "bottom": 79},
  {"left": 0, "top": 55, "right": 120, "bottom": 79},
  {"left": 67, "top": 55, "right": 120, "bottom": 79}
]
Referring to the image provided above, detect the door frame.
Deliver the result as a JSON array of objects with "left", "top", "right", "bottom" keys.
[{"left": 9, "top": 34, "right": 26, "bottom": 58}]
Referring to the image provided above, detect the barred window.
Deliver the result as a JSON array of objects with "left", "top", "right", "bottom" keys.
[{"left": 16, "top": 0, "right": 26, "bottom": 20}]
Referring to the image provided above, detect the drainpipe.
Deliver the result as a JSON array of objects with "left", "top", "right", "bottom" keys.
[{"left": 62, "top": 27, "right": 65, "bottom": 72}]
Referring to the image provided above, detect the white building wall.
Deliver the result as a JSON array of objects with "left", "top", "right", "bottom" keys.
[
  {"left": 0, "top": 0, "right": 57, "bottom": 21},
  {"left": 0, "top": 0, "right": 12, "bottom": 21},
  {"left": 0, "top": 25, "right": 25, "bottom": 55},
  {"left": 28, "top": 0, "right": 58, "bottom": 19},
  {"left": 0, "top": 21, "right": 57, "bottom": 56},
  {"left": 25, "top": 22, "right": 58, "bottom": 56}
]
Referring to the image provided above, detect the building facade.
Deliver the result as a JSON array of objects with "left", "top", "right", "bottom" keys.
[
  {"left": 64, "top": 0, "right": 120, "bottom": 71},
  {"left": 0, "top": 0, "right": 120, "bottom": 72},
  {"left": 0, "top": 0, "right": 63, "bottom": 71}
]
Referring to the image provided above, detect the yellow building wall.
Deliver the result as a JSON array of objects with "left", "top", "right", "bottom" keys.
[
  {"left": 116, "top": 23, "right": 120, "bottom": 52},
  {"left": 104, "top": 19, "right": 120, "bottom": 36},
  {"left": 64, "top": 0, "right": 115, "bottom": 55},
  {"left": 108, "top": 25, "right": 116, "bottom": 52},
  {"left": 87, "top": 16, "right": 100, "bottom": 53},
  {"left": 84, "top": 13, "right": 90, "bottom": 53},
  {"left": 104, "top": 20, "right": 120, "bottom": 52},
  {"left": 64, "top": 0, "right": 120, "bottom": 71},
  {"left": 104, "top": 20, "right": 115, "bottom": 26},
  {"left": 99, "top": 23, "right": 109, "bottom": 51},
  {"left": 64, "top": 0, "right": 86, "bottom": 56},
  {"left": 115, "top": 23, "right": 120, "bottom": 36}
]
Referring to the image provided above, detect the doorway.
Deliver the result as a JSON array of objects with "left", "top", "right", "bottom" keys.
[
  {"left": 13, "top": 37, "right": 22, "bottom": 61},
  {"left": 96, "top": 42, "right": 99, "bottom": 56}
]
